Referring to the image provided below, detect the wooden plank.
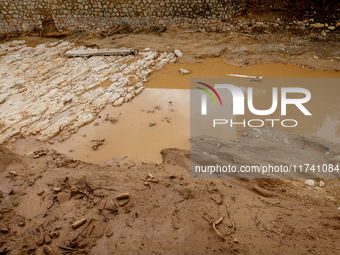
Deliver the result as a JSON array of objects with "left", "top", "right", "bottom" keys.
[{"left": 65, "top": 48, "right": 136, "bottom": 57}]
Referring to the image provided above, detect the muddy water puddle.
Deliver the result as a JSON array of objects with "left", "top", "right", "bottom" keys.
[
  {"left": 14, "top": 89, "right": 190, "bottom": 164},
  {"left": 13, "top": 58, "right": 340, "bottom": 163}
]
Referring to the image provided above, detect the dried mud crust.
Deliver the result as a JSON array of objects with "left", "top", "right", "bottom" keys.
[{"left": 1, "top": 130, "right": 340, "bottom": 254}]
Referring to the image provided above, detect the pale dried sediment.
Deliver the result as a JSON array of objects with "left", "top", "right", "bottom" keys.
[{"left": 0, "top": 41, "right": 176, "bottom": 144}]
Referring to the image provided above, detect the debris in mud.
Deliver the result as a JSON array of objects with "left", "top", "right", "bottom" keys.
[
  {"left": 53, "top": 188, "right": 61, "bottom": 192},
  {"left": 319, "top": 181, "right": 326, "bottom": 187},
  {"left": 116, "top": 193, "right": 129, "bottom": 200},
  {"left": 33, "top": 149, "right": 48, "bottom": 158},
  {"left": 179, "top": 68, "right": 191, "bottom": 75},
  {"left": 57, "top": 192, "right": 71, "bottom": 203},
  {"left": 149, "top": 121, "right": 157, "bottom": 127},
  {"left": 72, "top": 218, "right": 87, "bottom": 229},
  {"left": 94, "top": 122, "right": 100, "bottom": 126},
  {"left": 91, "top": 138, "right": 105, "bottom": 151},
  {"left": 251, "top": 76, "right": 262, "bottom": 82},
  {"left": 65, "top": 48, "right": 136, "bottom": 57},
  {"left": 109, "top": 115, "right": 118, "bottom": 124},
  {"left": 310, "top": 23, "right": 325, "bottom": 28},
  {"left": 162, "top": 117, "right": 172, "bottom": 123},
  {"left": 43, "top": 245, "right": 57, "bottom": 255}
]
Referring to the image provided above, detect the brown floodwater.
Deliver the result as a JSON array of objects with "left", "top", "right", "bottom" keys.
[
  {"left": 13, "top": 58, "right": 340, "bottom": 163},
  {"left": 14, "top": 89, "right": 190, "bottom": 164}
]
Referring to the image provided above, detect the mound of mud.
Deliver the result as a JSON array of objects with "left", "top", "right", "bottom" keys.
[{"left": 1, "top": 129, "right": 340, "bottom": 254}]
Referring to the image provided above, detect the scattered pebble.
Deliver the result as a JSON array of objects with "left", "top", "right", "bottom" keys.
[
  {"left": 174, "top": 49, "right": 183, "bottom": 57},
  {"left": 116, "top": 193, "right": 130, "bottom": 200},
  {"left": 148, "top": 173, "right": 154, "bottom": 179},
  {"left": 72, "top": 218, "right": 87, "bottom": 229},
  {"left": 110, "top": 115, "right": 118, "bottom": 124},
  {"left": 44, "top": 234, "right": 52, "bottom": 244},
  {"left": 179, "top": 68, "right": 191, "bottom": 75},
  {"left": 43, "top": 245, "right": 57, "bottom": 255},
  {"left": 154, "top": 105, "right": 161, "bottom": 110},
  {"left": 18, "top": 221, "right": 25, "bottom": 226},
  {"left": 9, "top": 171, "right": 17, "bottom": 176},
  {"left": 319, "top": 181, "right": 326, "bottom": 188},
  {"left": 149, "top": 121, "right": 157, "bottom": 127},
  {"left": 305, "top": 180, "right": 315, "bottom": 187},
  {"left": 234, "top": 238, "right": 239, "bottom": 243},
  {"left": 53, "top": 188, "right": 61, "bottom": 192},
  {"left": 94, "top": 122, "right": 100, "bottom": 126}
]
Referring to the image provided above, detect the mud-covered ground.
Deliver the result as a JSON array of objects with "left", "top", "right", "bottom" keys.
[{"left": 1, "top": 128, "right": 340, "bottom": 255}]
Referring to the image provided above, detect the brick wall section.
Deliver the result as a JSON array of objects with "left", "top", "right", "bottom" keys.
[{"left": 0, "top": 0, "right": 247, "bottom": 35}]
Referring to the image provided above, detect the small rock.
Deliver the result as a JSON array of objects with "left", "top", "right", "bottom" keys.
[
  {"left": 9, "top": 171, "right": 17, "bottom": 176},
  {"left": 328, "top": 26, "right": 335, "bottom": 30},
  {"left": 43, "top": 245, "right": 57, "bottom": 255},
  {"left": 116, "top": 193, "right": 129, "bottom": 200},
  {"left": 110, "top": 115, "right": 118, "bottom": 124},
  {"left": 310, "top": 23, "right": 325, "bottom": 28},
  {"left": 148, "top": 173, "right": 154, "bottom": 179},
  {"left": 321, "top": 30, "right": 327, "bottom": 37},
  {"left": 174, "top": 49, "right": 183, "bottom": 57},
  {"left": 144, "top": 48, "right": 150, "bottom": 51},
  {"left": 72, "top": 218, "right": 87, "bottom": 229},
  {"left": 53, "top": 188, "right": 61, "bottom": 192},
  {"left": 154, "top": 105, "right": 161, "bottom": 110},
  {"left": 179, "top": 68, "right": 191, "bottom": 75},
  {"left": 143, "top": 182, "right": 150, "bottom": 186},
  {"left": 44, "top": 234, "right": 52, "bottom": 244},
  {"left": 37, "top": 190, "right": 45, "bottom": 196},
  {"left": 18, "top": 221, "right": 25, "bottom": 226},
  {"left": 305, "top": 180, "right": 315, "bottom": 187},
  {"left": 319, "top": 181, "right": 326, "bottom": 188},
  {"left": 119, "top": 199, "right": 130, "bottom": 207},
  {"left": 169, "top": 174, "right": 176, "bottom": 179},
  {"left": 106, "top": 228, "right": 114, "bottom": 237},
  {"left": 57, "top": 192, "right": 71, "bottom": 203},
  {"left": 234, "top": 238, "right": 239, "bottom": 243},
  {"left": 94, "top": 122, "right": 100, "bottom": 126},
  {"left": 149, "top": 121, "right": 157, "bottom": 127},
  {"left": 338, "top": 207, "right": 340, "bottom": 210}
]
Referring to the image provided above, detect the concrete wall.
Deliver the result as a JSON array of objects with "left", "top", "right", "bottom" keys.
[{"left": 0, "top": 0, "right": 247, "bottom": 35}]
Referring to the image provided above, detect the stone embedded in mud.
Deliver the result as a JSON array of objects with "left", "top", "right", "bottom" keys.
[
  {"left": 179, "top": 68, "right": 191, "bottom": 75},
  {"left": 305, "top": 180, "right": 315, "bottom": 187},
  {"left": 310, "top": 23, "right": 325, "bottom": 28},
  {"left": 110, "top": 116, "right": 118, "bottom": 124},
  {"left": 321, "top": 30, "right": 327, "bottom": 37},
  {"left": 116, "top": 193, "right": 129, "bottom": 199},
  {"left": 92, "top": 138, "right": 105, "bottom": 151},
  {"left": 149, "top": 121, "right": 157, "bottom": 127},
  {"left": 72, "top": 218, "right": 87, "bottom": 229},
  {"left": 319, "top": 181, "right": 326, "bottom": 188},
  {"left": 174, "top": 49, "right": 182, "bottom": 57},
  {"left": 57, "top": 192, "right": 71, "bottom": 203}
]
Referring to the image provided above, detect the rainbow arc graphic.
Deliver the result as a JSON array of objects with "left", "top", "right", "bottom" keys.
[{"left": 196, "top": 82, "right": 223, "bottom": 106}]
